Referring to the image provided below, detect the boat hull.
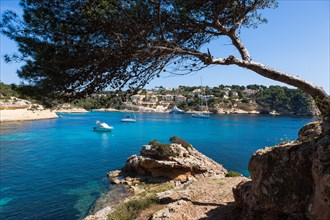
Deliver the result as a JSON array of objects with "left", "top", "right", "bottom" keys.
[
  {"left": 169, "top": 111, "right": 184, "bottom": 114},
  {"left": 93, "top": 127, "right": 113, "bottom": 132},
  {"left": 121, "top": 118, "right": 136, "bottom": 122},
  {"left": 192, "top": 114, "right": 210, "bottom": 119}
]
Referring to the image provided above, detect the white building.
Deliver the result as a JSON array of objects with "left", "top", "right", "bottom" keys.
[{"left": 130, "top": 95, "right": 144, "bottom": 104}]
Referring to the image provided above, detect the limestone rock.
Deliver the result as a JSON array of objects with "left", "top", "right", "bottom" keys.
[
  {"left": 152, "top": 200, "right": 193, "bottom": 220},
  {"left": 109, "top": 142, "right": 227, "bottom": 184},
  {"left": 149, "top": 176, "right": 247, "bottom": 220},
  {"left": 234, "top": 120, "right": 330, "bottom": 219}
]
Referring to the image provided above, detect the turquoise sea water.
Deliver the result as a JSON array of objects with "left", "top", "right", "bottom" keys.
[{"left": 0, "top": 112, "right": 313, "bottom": 219}]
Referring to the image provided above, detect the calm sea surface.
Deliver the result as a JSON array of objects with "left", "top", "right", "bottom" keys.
[{"left": 0, "top": 112, "right": 314, "bottom": 219}]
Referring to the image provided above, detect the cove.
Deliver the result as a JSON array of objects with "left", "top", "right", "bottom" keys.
[{"left": 0, "top": 112, "right": 314, "bottom": 219}]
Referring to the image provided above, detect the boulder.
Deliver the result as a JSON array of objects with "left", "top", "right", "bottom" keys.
[
  {"left": 234, "top": 120, "right": 330, "bottom": 219},
  {"left": 108, "top": 141, "right": 227, "bottom": 184}
]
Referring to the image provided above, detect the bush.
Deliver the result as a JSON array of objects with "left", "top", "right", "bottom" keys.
[
  {"left": 169, "top": 136, "right": 193, "bottom": 150},
  {"left": 225, "top": 171, "right": 242, "bottom": 177},
  {"left": 108, "top": 195, "right": 159, "bottom": 220},
  {"left": 0, "top": 82, "right": 19, "bottom": 98},
  {"left": 148, "top": 140, "right": 176, "bottom": 159}
]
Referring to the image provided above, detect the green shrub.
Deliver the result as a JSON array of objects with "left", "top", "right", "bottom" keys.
[
  {"left": 148, "top": 140, "right": 176, "bottom": 159},
  {"left": 108, "top": 195, "right": 159, "bottom": 220},
  {"left": 225, "top": 171, "right": 242, "bottom": 177},
  {"left": 169, "top": 136, "right": 193, "bottom": 150},
  {"left": 0, "top": 82, "right": 19, "bottom": 99}
]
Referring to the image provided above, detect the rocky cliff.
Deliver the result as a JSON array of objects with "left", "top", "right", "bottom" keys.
[
  {"left": 212, "top": 101, "right": 319, "bottom": 116},
  {"left": 234, "top": 120, "right": 330, "bottom": 219}
]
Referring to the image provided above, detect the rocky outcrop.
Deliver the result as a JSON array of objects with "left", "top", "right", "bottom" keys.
[
  {"left": 213, "top": 102, "right": 260, "bottom": 114},
  {"left": 256, "top": 99, "right": 319, "bottom": 116},
  {"left": 150, "top": 176, "right": 247, "bottom": 220},
  {"left": 0, "top": 97, "right": 40, "bottom": 110},
  {"left": 234, "top": 120, "right": 330, "bottom": 219},
  {"left": 85, "top": 139, "right": 235, "bottom": 220},
  {"left": 55, "top": 103, "right": 88, "bottom": 113},
  {"left": 109, "top": 141, "right": 227, "bottom": 184}
]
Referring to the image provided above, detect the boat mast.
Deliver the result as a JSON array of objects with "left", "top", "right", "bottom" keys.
[{"left": 201, "top": 77, "right": 204, "bottom": 115}]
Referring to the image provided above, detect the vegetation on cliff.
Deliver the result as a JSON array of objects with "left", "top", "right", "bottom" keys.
[
  {"left": 0, "top": 82, "right": 39, "bottom": 103},
  {"left": 108, "top": 195, "right": 159, "bottom": 220},
  {"left": 148, "top": 140, "right": 176, "bottom": 159},
  {"left": 1, "top": 82, "right": 316, "bottom": 115},
  {"left": 169, "top": 136, "right": 193, "bottom": 150},
  {"left": 70, "top": 85, "right": 319, "bottom": 116}
]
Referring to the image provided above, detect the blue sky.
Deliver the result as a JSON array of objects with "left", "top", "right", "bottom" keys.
[{"left": 1, "top": 0, "right": 329, "bottom": 93}]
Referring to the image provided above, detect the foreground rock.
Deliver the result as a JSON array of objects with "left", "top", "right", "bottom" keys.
[
  {"left": 149, "top": 176, "right": 247, "bottom": 220},
  {"left": 234, "top": 120, "right": 330, "bottom": 219},
  {"left": 85, "top": 138, "right": 246, "bottom": 220},
  {"left": 109, "top": 140, "right": 227, "bottom": 184}
]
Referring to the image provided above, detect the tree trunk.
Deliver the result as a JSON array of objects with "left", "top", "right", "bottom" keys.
[{"left": 213, "top": 57, "right": 330, "bottom": 118}]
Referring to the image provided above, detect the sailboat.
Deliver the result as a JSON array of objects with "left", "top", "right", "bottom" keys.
[
  {"left": 192, "top": 77, "right": 210, "bottom": 119},
  {"left": 121, "top": 102, "right": 137, "bottom": 122}
]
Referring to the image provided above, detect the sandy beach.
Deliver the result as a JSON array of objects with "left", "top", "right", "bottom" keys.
[{"left": 0, "top": 109, "right": 59, "bottom": 123}]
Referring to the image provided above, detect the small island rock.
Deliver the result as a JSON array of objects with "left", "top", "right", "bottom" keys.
[{"left": 108, "top": 141, "right": 227, "bottom": 184}]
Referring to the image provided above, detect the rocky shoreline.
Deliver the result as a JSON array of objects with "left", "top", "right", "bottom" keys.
[
  {"left": 85, "top": 120, "right": 330, "bottom": 220},
  {"left": 84, "top": 137, "right": 248, "bottom": 220},
  {"left": 1, "top": 95, "right": 314, "bottom": 123},
  {"left": 91, "top": 103, "right": 315, "bottom": 116}
]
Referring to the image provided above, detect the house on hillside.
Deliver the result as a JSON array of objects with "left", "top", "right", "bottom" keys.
[
  {"left": 161, "top": 94, "right": 174, "bottom": 102},
  {"left": 191, "top": 88, "right": 202, "bottom": 95},
  {"left": 174, "top": 95, "right": 186, "bottom": 103},
  {"left": 130, "top": 95, "right": 144, "bottom": 104},
  {"left": 200, "top": 95, "right": 214, "bottom": 102},
  {"left": 243, "top": 89, "right": 257, "bottom": 96},
  {"left": 146, "top": 95, "right": 158, "bottom": 103}
]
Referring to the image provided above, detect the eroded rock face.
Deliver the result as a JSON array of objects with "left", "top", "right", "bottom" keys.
[
  {"left": 234, "top": 120, "right": 330, "bottom": 219},
  {"left": 109, "top": 143, "right": 227, "bottom": 184},
  {"left": 310, "top": 121, "right": 330, "bottom": 220}
]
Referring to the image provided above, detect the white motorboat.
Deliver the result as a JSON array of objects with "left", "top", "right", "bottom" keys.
[
  {"left": 120, "top": 116, "right": 136, "bottom": 123},
  {"left": 93, "top": 120, "right": 114, "bottom": 132},
  {"left": 169, "top": 106, "right": 185, "bottom": 114}
]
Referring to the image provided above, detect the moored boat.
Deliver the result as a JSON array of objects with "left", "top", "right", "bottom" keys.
[
  {"left": 120, "top": 116, "right": 136, "bottom": 123},
  {"left": 121, "top": 103, "right": 137, "bottom": 122},
  {"left": 169, "top": 106, "right": 185, "bottom": 114},
  {"left": 192, "top": 77, "right": 210, "bottom": 119},
  {"left": 93, "top": 120, "right": 114, "bottom": 132},
  {"left": 192, "top": 112, "right": 210, "bottom": 119}
]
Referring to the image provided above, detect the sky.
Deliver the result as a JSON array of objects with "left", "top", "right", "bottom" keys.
[{"left": 0, "top": 0, "right": 329, "bottom": 94}]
